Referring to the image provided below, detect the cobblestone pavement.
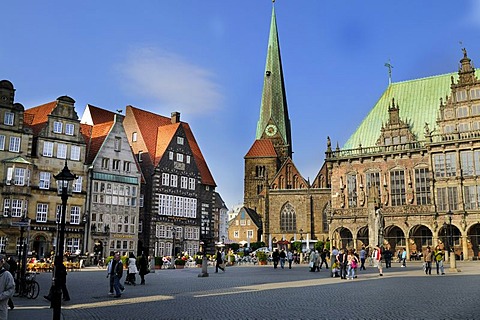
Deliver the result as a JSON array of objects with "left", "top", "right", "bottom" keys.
[{"left": 10, "top": 261, "right": 480, "bottom": 320}]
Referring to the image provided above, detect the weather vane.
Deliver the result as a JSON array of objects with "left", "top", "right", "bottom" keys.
[{"left": 384, "top": 59, "right": 393, "bottom": 85}]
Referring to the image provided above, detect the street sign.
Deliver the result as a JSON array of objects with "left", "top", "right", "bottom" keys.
[{"left": 11, "top": 221, "right": 30, "bottom": 227}]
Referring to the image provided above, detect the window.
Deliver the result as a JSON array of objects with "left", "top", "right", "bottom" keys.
[
  {"left": 444, "top": 125, "right": 455, "bottom": 133},
  {"left": 39, "top": 172, "right": 51, "bottom": 189},
  {"left": 366, "top": 172, "right": 381, "bottom": 198},
  {"left": 475, "top": 150, "right": 480, "bottom": 176},
  {"left": 161, "top": 173, "right": 170, "bottom": 186},
  {"left": 464, "top": 185, "right": 477, "bottom": 210},
  {"left": 66, "top": 238, "right": 80, "bottom": 253},
  {"left": 170, "top": 174, "right": 177, "bottom": 187},
  {"left": 472, "top": 104, "right": 480, "bottom": 115},
  {"left": 0, "top": 135, "right": 5, "bottom": 150},
  {"left": 112, "top": 159, "right": 120, "bottom": 170},
  {"left": 347, "top": 174, "right": 357, "bottom": 208},
  {"left": 247, "top": 230, "right": 254, "bottom": 238},
  {"left": 132, "top": 132, "right": 137, "bottom": 142},
  {"left": 70, "top": 146, "right": 81, "bottom": 161},
  {"left": 436, "top": 187, "right": 458, "bottom": 211},
  {"left": 11, "top": 199, "right": 24, "bottom": 217},
  {"left": 176, "top": 153, "right": 184, "bottom": 162},
  {"left": 4, "top": 112, "right": 14, "bottom": 126},
  {"left": 415, "top": 168, "right": 430, "bottom": 205},
  {"left": 280, "top": 203, "right": 296, "bottom": 232},
  {"left": 456, "top": 90, "right": 467, "bottom": 102},
  {"left": 169, "top": 151, "right": 174, "bottom": 160},
  {"left": 456, "top": 107, "right": 469, "bottom": 118},
  {"left": 177, "top": 137, "right": 184, "bottom": 145},
  {"left": 43, "top": 141, "right": 54, "bottom": 157},
  {"left": 139, "top": 194, "right": 144, "bottom": 207},
  {"left": 53, "top": 121, "right": 63, "bottom": 133},
  {"left": 36, "top": 203, "right": 48, "bottom": 223},
  {"left": 9, "top": 136, "right": 20, "bottom": 152},
  {"left": 188, "top": 178, "right": 195, "bottom": 190},
  {"left": 3, "top": 199, "right": 9, "bottom": 216},
  {"left": 186, "top": 155, "right": 191, "bottom": 164},
  {"left": 234, "top": 231, "right": 239, "bottom": 238},
  {"left": 73, "top": 176, "right": 82, "bottom": 193},
  {"left": 123, "top": 161, "right": 131, "bottom": 172},
  {"left": 57, "top": 144, "right": 67, "bottom": 159},
  {"left": 0, "top": 237, "right": 6, "bottom": 253},
  {"left": 390, "top": 170, "right": 406, "bottom": 206},
  {"left": 181, "top": 176, "right": 188, "bottom": 189},
  {"left": 102, "top": 158, "right": 109, "bottom": 169},
  {"left": 65, "top": 123, "right": 74, "bottom": 135},
  {"left": 14, "top": 168, "right": 26, "bottom": 186},
  {"left": 114, "top": 137, "right": 121, "bottom": 151},
  {"left": 434, "top": 153, "right": 457, "bottom": 178},
  {"left": 458, "top": 123, "right": 470, "bottom": 132},
  {"left": 471, "top": 88, "right": 480, "bottom": 99},
  {"left": 70, "top": 206, "right": 81, "bottom": 224},
  {"left": 461, "top": 151, "right": 474, "bottom": 176}
]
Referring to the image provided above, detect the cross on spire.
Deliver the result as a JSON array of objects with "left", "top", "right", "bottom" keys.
[{"left": 384, "top": 59, "right": 393, "bottom": 85}]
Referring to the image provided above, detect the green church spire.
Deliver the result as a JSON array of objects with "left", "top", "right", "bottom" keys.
[{"left": 256, "top": 3, "right": 292, "bottom": 158}]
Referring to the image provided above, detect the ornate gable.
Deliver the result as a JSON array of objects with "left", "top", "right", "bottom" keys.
[
  {"left": 376, "top": 97, "right": 415, "bottom": 146},
  {"left": 270, "top": 158, "right": 308, "bottom": 190}
]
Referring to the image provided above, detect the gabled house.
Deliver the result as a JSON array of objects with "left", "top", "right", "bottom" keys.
[
  {"left": 80, "top": 105, "right": 142, "bottom": 258},
  {"left": 123, "top": 106, "right": 217, "bottom": 256}
]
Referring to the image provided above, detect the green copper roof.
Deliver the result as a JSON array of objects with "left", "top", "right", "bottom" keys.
[
  {"left": 256, "top": 5, "right": 292, "bottom": 152},
  {"left": 343, "top": 71, "right": 480, "bottom": 150}
]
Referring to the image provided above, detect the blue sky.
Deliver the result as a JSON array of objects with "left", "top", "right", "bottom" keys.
[{"left": 2, "top": 1, "right": 480, "bottom": 210}]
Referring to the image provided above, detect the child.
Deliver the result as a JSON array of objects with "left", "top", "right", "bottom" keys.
[{"left": 331, "top": 262, "right": 340, "bottom": 277}]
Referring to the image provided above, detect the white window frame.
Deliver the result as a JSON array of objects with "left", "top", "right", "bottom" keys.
[
  {"left": 65, "top": 123, "right": 74, "bottom": 135},
  {"left": 132, "top": 132, "right": 137, "bottom": 142},
  {"left": 70, "top": 145, "right": 81, "bottom": 161},
  {"left": 39, "top": 172, "right": 51, "bottom": 189},
  {"left": 180, "top": 176, "right": 188, "bottom": 189},
  {"left": 170, "top": 174, "right": 178, "bottom": 187},
  {"left": 73, "top": 176, "right": 82, "bottom": 193},
  {"left": 53, "top": 121, "right": 63, "bottom": 133},
  {"left": 176, "top": 153, "right": 184, "bottom": 162},
  {"left": 70, "top": 206, "right": 81, "bottom": 224},
  {"left": 169, "top": 151, "right": 174, "bottom": 160},
  {"left": 0, "top": 135, "right": 5, "bottom": 150},
  {"left": 177, "top": 136, "right": 184, "bottom": 145},
  {"left": 4, "top": 112, "right": 14, "bottom": 126},
  {"left": 9, "top": 136, "right": 20, "bottom": 152},
  {"left": 57, "top": 144, "right": 67, "bottom": 159},
  {"left": 161, "top": 173, "right": 170, "bottom": 186},
  {"left": 14, "top": 168, "right": 26, "bottom": 186},
  {"left": 43, "top": 141, "right": 54, "bottom": 157},
  {"left": 188, "top": 178, "right": 195, "bottom": 190},
  {"left": 36, "top": 203, "right": 48, "bottom": 223}
]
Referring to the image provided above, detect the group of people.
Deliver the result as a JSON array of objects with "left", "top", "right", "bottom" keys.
[
  {"left": 308, "top": 249, "right": 329, "bottom": 272},
  {"left": 271, "top": 249, "right": 295, "bottom": 269},
  {"left": 422, "top": 245, "right": 446, "bottom": 275},
  {"left": 331, "top": 245, "right": 384, "bottom": 279},
  {"left": 107, "top": 252, "right": 149, "bottom": 298}
]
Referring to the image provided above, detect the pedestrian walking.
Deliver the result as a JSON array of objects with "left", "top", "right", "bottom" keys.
[
  {"left": 138, "top": 253, "right": 149, "bottom": 285},
  {"left": 424, "top": 247, "right": 433, "bottom": 275},
  {"left": 0, "top": 255, "right": 15, "bottom": 320},
  {"left": 319, "top": 249, "right": 329, "bottom": 269},
  {"left": 215, "top": 249, "right": 225, "bottom": 273},
  {"left": 359, "top": 247, "right": 366, "bottom": 270},
  {"left": 44, "top": 256, "right": 70, "bottom": 303},
  {"left": 287, "top": 251, "right": 293, "bottom": 269},
  {"left": 279, "top": 249, "right": 286, "bottom": 269},
  {"left": 112, "top": 253, "right": 124, "bottom": 298},
  {"left": 5, "top": 256, "right": 16, "bottom": 310},
  {"left": 125, "top": 253, "right": 138, "bottom": 286},
  {"left": 401, "top": 248, "right": 407, "bottom": 267},
  {"left": 308, "top": 250, "right": 316, "bottom": 272},
  {"left": 272, "top": 249, "right": 280, "bottom": 269},
  {"left": 372, "top": 245, "right": 383, "bottom": 276},
  {"left": 434, "top": 246, "right": 445, "bottom": 275}
]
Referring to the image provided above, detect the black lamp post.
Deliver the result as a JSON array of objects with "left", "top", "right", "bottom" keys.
[
  {"left": 170, "top": 227, "right": 176, "bottom": 269},
  {"left": 52, "top": 161, "right": 76, "bottom": 320},
  {"left": 446, "top": 210, "right": 457, "bottom": 270}
]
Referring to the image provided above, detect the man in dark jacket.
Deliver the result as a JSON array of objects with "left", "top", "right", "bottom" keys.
[{"left": 112, "top": 253, "right": 124, "bottom": 298}]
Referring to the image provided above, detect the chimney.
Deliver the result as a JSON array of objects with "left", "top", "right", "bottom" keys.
[
  {"left": 114, "top": 113, "right": 125, "bottom": 123},
  {"left": 171, "top": 111, "right": 180, "bottom": 124}
]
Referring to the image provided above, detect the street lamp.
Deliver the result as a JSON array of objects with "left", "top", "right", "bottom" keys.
[
  {"left": 170, "top": 227, "right": 176, "bottom": 269},
  {"left": 52, "top": 161, "right": 76, "bottom": 320},
  {"left": 446, "top": 210, "right": 457, "bottom": 270}
]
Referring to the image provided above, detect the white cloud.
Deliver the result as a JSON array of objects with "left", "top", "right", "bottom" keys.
[{"left": 117, "top": 47, "right": 223, "bottom": 114}]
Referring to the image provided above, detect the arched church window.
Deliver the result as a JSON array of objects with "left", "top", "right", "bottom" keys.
[{"left": 280, "top": 203, "right": 296, "bottom": 232}]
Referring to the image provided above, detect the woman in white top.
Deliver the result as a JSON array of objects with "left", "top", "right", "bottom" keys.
[{"left": 125, "top": 252, "right": 138, "bottom": 286}]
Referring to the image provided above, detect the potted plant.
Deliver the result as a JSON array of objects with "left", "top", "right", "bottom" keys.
[
  {"left": 256, "top": 251, "right": 268, "bottom": 265},
  {"left": 174, "top": 258, "right": 186, "bottom": 269},
  {"left": 154, "top": 256, "right": 164, "bottom": 270}
]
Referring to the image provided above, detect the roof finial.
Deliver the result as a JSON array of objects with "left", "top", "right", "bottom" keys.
[{"left": 384, "top": 59, "right": 393, "bottom": 85}]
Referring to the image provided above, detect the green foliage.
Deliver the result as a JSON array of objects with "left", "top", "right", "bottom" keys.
[
  {"left": 314, "top": 241, "right": 324, "bottom": 251},
  {"left": 154, "top": 256, "right": 164, "bottom": 266},
  {"left": 105, "top": 256, "right": 113, "bottom": 266},
  {"left": 228, "top": 254, "right": 235, "bottom": 263},
  {"left": 230, "top": 243, "right": 240, "bottom": 251},
  {"left": 292, "top": 241, "right": 302, "bottom": 253},
  {"left": 256, "top": 251, "right": 267, "bottom": 262},
  {"left": 174, "top": 258, "right": 186, "bottom": 265},
  {"left": 250, "top": 241, "right": 266, "bottom": 251},
  {"left": 325, "top": 241, "right": 330, "bottom": 251}
]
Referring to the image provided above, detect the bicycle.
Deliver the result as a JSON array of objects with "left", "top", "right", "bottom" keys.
[{"left": 13, "top": 272, "right": 40, "bottom": 299}]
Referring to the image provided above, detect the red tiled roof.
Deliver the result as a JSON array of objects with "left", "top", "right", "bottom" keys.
[
  {"left": 126, "top": 106, "right": 171, "bottom": 163},
  {"left": 86, "top": 104, "right": 115, "bottom": 125},
  {"left": 127, "top": 106, "right": 216, "bottom": 187},
  {"left": 245, "top": 139, "right": 277, "bottom": 158},
  {"left": 24, "top": 101, "right": 57, "bottom": 135},
  {"left": 80, "top": 121, "right": 114, "bottom": 164}
]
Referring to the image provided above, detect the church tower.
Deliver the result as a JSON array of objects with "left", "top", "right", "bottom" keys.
[{"left": 244, "top": 3, "right": 292, "bottom": 210}]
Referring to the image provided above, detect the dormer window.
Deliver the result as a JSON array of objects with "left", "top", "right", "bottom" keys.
[
  {"left": 177, "top": 137, "right": 184, "bottom": 145},
  {"left": 65, "top": 123, "right": 74, "bottom": 135},
  {"left": 53, "top": 121, "right": 63, "bottom": 133},
  {"left": 4, "top": 112, "right": 14, "bottom": 126}
]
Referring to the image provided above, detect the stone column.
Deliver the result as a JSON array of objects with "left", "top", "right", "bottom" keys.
[{"left": 462, "top": 235, "right": 469, "bottom": 261}]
